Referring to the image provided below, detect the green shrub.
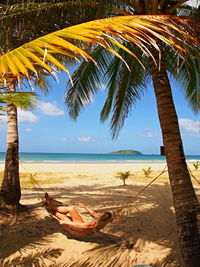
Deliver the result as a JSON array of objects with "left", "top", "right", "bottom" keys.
[
  {"left": 142, "top": 167, "right": 152, "bottom": 178},
  {"left": 193, "top": 161, "right": 200, "bottom": 170},
  {"left": 115, "top": 171, "right": 133, "bottom": 186}
]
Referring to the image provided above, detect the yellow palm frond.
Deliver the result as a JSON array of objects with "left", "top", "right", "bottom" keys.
[{"left": 0, "top": 15, "right": 199, "bottom": 82}]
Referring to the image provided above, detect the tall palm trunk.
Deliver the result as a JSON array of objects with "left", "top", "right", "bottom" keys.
[
  {"left": 0, "top": 84, "right": 21, "bottom": 205},
  {"left": 150, "top": 48, "right": 200, "bottom": 267}
]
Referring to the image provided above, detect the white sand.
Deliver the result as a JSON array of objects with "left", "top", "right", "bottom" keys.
[{"left": 0, "top": 162, "right": 199, "bottom": 267}]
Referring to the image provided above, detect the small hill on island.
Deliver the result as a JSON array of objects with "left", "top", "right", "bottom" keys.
[{"left": 109, "top": 150, "right": 142, "bottom": 155}]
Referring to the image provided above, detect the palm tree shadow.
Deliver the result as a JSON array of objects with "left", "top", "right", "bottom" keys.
[
  {"left": 64, "top": 229, "right": 121, "bottom": 245},
  {"left": 0, "top": 206, "right": 62, "bottom": 258},
  {"left": 1, "top": 247, "right": 63, "bottom": 267}
]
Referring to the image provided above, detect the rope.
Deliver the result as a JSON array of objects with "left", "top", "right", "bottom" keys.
[
  {"left": 19, "top": 159, "right": 60, "bottom": 202},
  {"left": 113, "top": 165, "right": 168, "bottom": 217},
  {"left": 185, "top": 165, "right": 200, "bottom": 186},
  {"left": 165, "top": 160, "right": 200, "bottom": 186},
  {"left": 18, "top": 159, "right": 45, "bottom": 202},
  {"left": 29, "top": 175, "right": 46, "bottom": 201}
]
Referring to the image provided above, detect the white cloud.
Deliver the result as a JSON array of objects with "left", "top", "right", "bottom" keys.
[
  {"left": 145, "top": 130, "right": 157, "bottom": 138},
  {"left": 37, "top": 101, "right": 64, "bottom": 116},
  {"left": 18, "top": 110, "right": 39, "bottom": 123},
  {"left": 139, "top": 129, "right": 158, "bottom": 138},
  {"left": 77, "top": 136, "right": 92, "bottom": 142},
  {"left": 25, "top": 128, "right": 32, "bottom": 132},
  {"left": 179, "top": 118, "right": 200, "bottom": 133},
  {"left": 0, "top": 110, "right": 38, "bottom": 124},
  {"left": 61, "top": 136, "right": 92, "bottom": 143}
]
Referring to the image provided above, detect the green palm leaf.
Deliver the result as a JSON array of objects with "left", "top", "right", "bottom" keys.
[
  {"left": 177, "top": 56, "right": 200, "bottom": 112},
  {"left": 100, "top": 55, "right": 122, "bottom": 123},
  {"left": 66, "top": 46, "right": 112, "bottom": 119},
  {"left": 0, "top": 92, "right": 38, "bottom": 110},
  {"left": 109, "top": 47, "right": 147, "bottom": 138},
  {"left": 164, "top": 45, "right": 200, "bottom": 112},
  {"left": 100, "top": 45, "right": 148, "bottom": 136}
]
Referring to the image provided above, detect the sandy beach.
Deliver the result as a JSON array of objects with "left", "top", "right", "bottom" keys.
[
  {"left": 17, "top": 162, "right": 168, "bottom": 173},
  {"left": 0, "top": 162, "right": 199, "bottom": 267}
]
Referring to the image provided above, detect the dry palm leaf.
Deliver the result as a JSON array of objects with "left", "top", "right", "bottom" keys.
[{"left": 0, "top": 15, "right": 199, "bottom": 83}]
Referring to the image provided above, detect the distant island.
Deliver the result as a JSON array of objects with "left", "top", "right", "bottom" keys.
[{"left": 109, "top": 150, "right": 142, "bottom": 155}]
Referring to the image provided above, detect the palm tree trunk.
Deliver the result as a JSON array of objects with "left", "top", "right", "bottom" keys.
[
  {"left": 150, "top": 48, "right": 200, "bottom": 267},
  {"left": 0, "top": 84, "right": 21, "bottom": 205}
]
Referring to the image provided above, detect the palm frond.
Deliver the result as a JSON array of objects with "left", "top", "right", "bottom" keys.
[
  {"left": 0, "top": 1, "right": 128, "bottom": 19},
  {"left": 164, "top": 45, "right": 200, "bottom": 112},
  {"left": 178, "top": 56, "right": 200, "bottom": 112},
  {"left": 102, "top": 46, "right": 148, "bottom": 138},
  {"left": 0, "top": 15, "right": 199, "bottom": 84},
  {"left": 66, "top": 46, "right": 112, "bottom": 119},
  {"left": 32, "top": 68, "right": 52, "bottom": 94},
  {"left": 100, "top": 55, "right": 121, "bottom": 122},
  {"left": 0, "top": 92, "right": 38, "bottom": 110},
  {"left": 109, "top": 55, "right": 144, "bottom": 139}
]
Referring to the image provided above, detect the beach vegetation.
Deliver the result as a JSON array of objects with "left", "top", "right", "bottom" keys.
[
  {"left": 142, "top": 167, "right": 153, "bottom": 178},
  {"left": 193, "top": 161, "right": 200, "bottom": 170},
  {"left": 115, "top": 171, "right": 133, "bottom": 186},
  {"left": 0, "top": 171, "right": 67, "bottom": 189}
]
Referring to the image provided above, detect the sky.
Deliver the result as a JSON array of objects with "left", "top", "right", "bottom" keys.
[{"left": 0, "top": 69, "right": 200, "bottom": 155}]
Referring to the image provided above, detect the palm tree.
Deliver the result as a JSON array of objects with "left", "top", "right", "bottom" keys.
[
  {"left": 64, "top": 1, "right": 200, "bottom": 266},
  {"left": 0, "top": 79, "right": 39, "bottom": 205},
  {"left": 0, "top": 6, "right": 199, "bottom": 266}
]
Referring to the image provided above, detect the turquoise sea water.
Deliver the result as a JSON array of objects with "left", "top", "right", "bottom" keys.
[{"left": 0, "top": 152, "right": 199, "bottom": 163}]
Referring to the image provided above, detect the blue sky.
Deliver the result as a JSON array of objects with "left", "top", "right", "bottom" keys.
[{"left": 0, "top": 69, "right": 200, "bottom": 155}]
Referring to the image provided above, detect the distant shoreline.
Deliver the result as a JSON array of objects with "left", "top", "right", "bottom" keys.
[{"left": 0, "top": 152, "right": 199, "bottom": 164}]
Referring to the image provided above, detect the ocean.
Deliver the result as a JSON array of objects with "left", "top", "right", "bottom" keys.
[{"left": 0, "top": 152, "right": 199, "bottom": 164}]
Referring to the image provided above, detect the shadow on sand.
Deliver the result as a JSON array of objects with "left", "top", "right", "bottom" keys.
[{"left": 1, "top": 183, "right": 198, "bottom": 266}]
